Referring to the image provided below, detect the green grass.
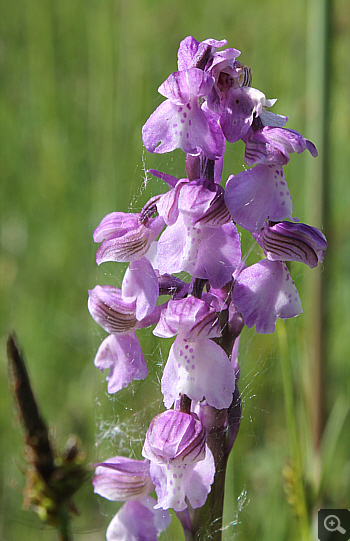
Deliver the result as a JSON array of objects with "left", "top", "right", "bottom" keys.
[{"left": 1, "top": 0, "right": 349, "bottom": 539}]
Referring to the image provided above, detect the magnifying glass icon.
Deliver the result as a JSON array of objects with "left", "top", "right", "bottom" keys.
[{"left": 324, "top": 514, "right": 346, "bottom": 534}]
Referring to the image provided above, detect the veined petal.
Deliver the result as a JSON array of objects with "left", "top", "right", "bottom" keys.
[
  {"left": 93, "top": 212, "right": 140, "bottom": 243},
  {"left": 261, "top": 221, "right": 327, "bottom": 267},
  {"left": 157, "top": 214, "right": 241, "bottom": 288},
  {"left": 88, "top": 285, "right": 137, "bottom": 334},
  {"left": 96, "top": 216, "right": 164, "bottom": 265},
  {"left": 153, "top": 296, "right": 221, "bottom": 340},
  {"left": 142, "top": 410, "right": 205, "bottom": 466},
  {"left": 245, "top": 127, "right": 318, "bottom": 166},
  {"left": 157, "top": 179, "right": 188, "bottom": 226},
  {"left": 225, "top": 165, "right": 293, "bottom": 232},
  {"left": 93, "top": 457, "right": 153, "bottom": 501},
  {"left": 178, "top": 179, "right": 230, "bottom": 227}
]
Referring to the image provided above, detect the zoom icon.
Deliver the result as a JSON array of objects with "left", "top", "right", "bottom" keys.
[{"left": 318, "top": 509, "right": 350, "bottom": 540}]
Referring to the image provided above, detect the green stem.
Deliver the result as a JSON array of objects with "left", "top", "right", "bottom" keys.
[
  {"left": 58, "top": 516, "right": 73, "bottom": 541},
  {"left": 304, "top": 0, "right": 330, "bottom": 455},
  {"left": 278, "top": 322, "right": 311, "bottom": 541},
  {"left": 190, "top": 407, "right": 228, "bottom": 541}
]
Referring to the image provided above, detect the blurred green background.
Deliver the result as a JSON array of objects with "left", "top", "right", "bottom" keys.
[{"left": 1, "top": 0, "right": 349, "bottom": 539}]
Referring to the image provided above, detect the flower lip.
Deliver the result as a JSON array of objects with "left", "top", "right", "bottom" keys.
[{"left": 225, "top": 164, "right": 293, "bottom": 232}]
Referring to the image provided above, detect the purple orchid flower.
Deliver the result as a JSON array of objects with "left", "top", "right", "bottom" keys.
[
  {"left": 154, "top": 296, "right": 235, "bottom": 409},
  {"left": 93, "top": 457, "right": 171, "bottom": 541},
  {"left": 156, "top": 177, "right": 241, "bottom": 287},
  {"left": 142, "top": 69, "right": 224, "bottom": 160},
  {"left": 88, "top": 285, "right": 163, "bottom": 392},
  {"left": 89, "top": 36, "right": 327, "bottom": 539},
  {"left": 142, "top": 409, "right": 215, "bottom": 511}
]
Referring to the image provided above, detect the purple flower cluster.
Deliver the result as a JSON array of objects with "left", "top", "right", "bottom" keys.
[{"left": 89, "top": 36, "right": 326, "bottom": 540}]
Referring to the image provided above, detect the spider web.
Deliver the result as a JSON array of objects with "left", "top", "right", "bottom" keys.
[{"left": 91, "top": 150, "right": 275, "bottom": 540}]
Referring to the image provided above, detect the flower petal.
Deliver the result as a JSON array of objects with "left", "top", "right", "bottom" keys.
[
  {"left": 149, "top": 445, "right": 215, "bottom": 512},
  {"left": 244, "top": 127, "right": 318, "bottom": 166},
  {"left": 220, "top": 87, "right": 275, "bottom": 143},
  {"left": 95, "top": 213, "right": 164, "bottom": 265},
  {"left": 225, "top": 165, "right": 293, "bottom": 232},
  {"left": 142, "top": 98, "right": 224, "bottom": 159},
  {"left": 94, "top": 333, "right": 148, "bottom": 393},
  {"left": 142, "top": 410, "right": 205, "bottom": 465},
  {"left": 153, "top": 296, "right": 221, "bottom": 340},
  {"left": 261, "top": 221, "right": 327, "bottom": 267},
  {"left": 122, "top": 258, "right": 159, "bottom": 320},
  {"left": 158, "top": 69, "right": 214, "bottom": 103},
  {"left": 106, "top": 497, "right": 170, "bottom": 541},
  {"left": 161, "top": 334, "right": 235, "bottom": 409},
  {"left": 157, "top": 214, "right": 241, "bottom": 288},
  {"left": 232, "top": 260, "right": 302, "bottom": 333},
  {"left": 93, "top": 457, "right": 153, "bottom": 501},
  {"left": 88, "top": 285, "right": 137, "bottom": 334},
  {"left": 177, "top": 36, "right": 199, "bottom": 70}
]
